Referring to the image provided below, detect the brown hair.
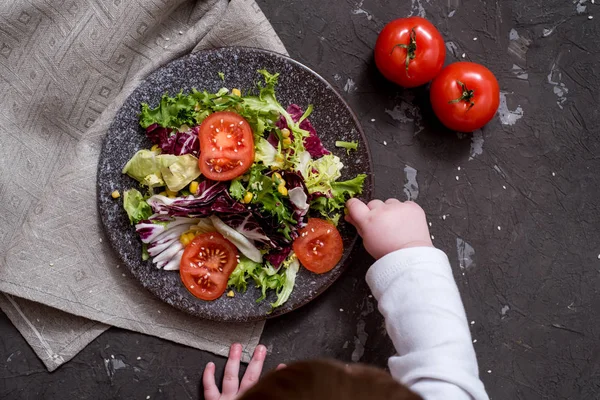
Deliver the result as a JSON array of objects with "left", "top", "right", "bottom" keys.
[{"left": 239, "top": 359, "right": 423, "bottom": 400}]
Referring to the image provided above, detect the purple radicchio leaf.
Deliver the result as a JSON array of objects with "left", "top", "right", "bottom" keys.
[
  {"left": 265, "top": 246, "right": 292, "bottom": 269},
  {"left": 146, "top": 181, "right": 245, "bottom": 218},
  {"left": 146, "top": 124, "right": 199, "bottom": 157},
  {"left": 219, "top": 213, "right": 278, "bottom": 248},
  {"left": 276, "top": 104, "right": 330, "bottom": 158}
]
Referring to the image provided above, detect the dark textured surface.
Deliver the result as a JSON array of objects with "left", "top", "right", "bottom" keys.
[
  {"left": 97, "top": 47, "right": 372, "bottom": 322},
  {"left": 2, "top": 1, "right": 600, "bottom": 399}
]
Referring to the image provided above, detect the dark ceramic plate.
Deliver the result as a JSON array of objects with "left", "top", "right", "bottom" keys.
[{"left": 97, "top": 47, "right": 373, "bottom": 322}]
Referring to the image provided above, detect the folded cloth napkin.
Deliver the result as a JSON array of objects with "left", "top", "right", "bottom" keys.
[{"left": 0, "top": 0, "right": 286, "bottom": 371}]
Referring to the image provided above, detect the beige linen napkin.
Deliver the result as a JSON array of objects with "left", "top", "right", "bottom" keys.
[{"left": 0, "top": 0, "right": 286, "bottom": 371}]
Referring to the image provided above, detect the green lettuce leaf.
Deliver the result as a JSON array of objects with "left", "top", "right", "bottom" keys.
[
  {"left": 227, "top": 256, "right": 261, "bottom": 293},
  {"left": 254, "top": 137, "right": 285, "bottom": 169},
  {"left": 140, "top": 92, "right": 197, "bottom": 129},
  {"left": 335, "top": 140, "right": 359, "bottom": 154},
  {"left": 246, "top": 164, "right": 296, "bottom": 239},
  {"left": 311, "top": 174, "right": 367, "bottom": 215},
  {"left": 123, "top": 189, "right": 153, "bottom": 224},
  {"left": 303, "top": 154, "right": 344, "bottom": 195},
  {"left": 122, "top": 150, "right": 200, "bottom": 191},
  {"left": 160, "top": 154, "right": 201, "bottom": 192},
  {"left": 270, "top": 254, "right": 299, "bottom": 308},
  {"left": 227, "top": 253, "right": 299, "bottom": 309},
  {"left": 229, "top": 178, "right": 246, "bottom": 201}
]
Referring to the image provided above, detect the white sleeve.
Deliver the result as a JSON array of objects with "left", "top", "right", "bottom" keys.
[{"left": 366, "top": 247, "right": 489, "bottom": 400}]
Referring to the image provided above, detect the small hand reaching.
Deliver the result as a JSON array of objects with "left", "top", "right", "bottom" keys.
[
  {"left": 345, "top": 198, "right": 433, "bottom": 260},
  {"left": 202, "top": 343, "right": 285, "bottom": 400}
]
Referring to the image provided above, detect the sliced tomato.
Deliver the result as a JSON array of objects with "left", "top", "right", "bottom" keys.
[
  {"left": 198, "top": 111, "right": 254, "bottom": 181},
  {"left": 180, "top": 232, "right": 238, "bottom": 301},
  {"left": 293, "top": 219, "right": 343, "bottom": 274}
]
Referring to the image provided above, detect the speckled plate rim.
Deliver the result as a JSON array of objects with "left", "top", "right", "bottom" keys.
[{"left": 97, "top": 46, "right": 374, "bottom": 322}]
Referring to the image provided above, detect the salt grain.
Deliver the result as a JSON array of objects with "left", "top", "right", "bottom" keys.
[
  {"left": 470, "top": 321, "right": 475, "bottom": 325},
  {"left": 371, "top": 118, "right": 376, "bottom": 122},
  {"left": 456, "top": 176, "right": 460, "bottom": 181},
  {"left": 137, "top": 356, "right": 142, "bottom": 360},
  {"left": 497, "top": 226, "right": 501, "bottom": 231},
  {"left": 589, "top": 15, "right": 594, "bottom": 20},
  {"left": 383, "top": 140, "right": 387, "bottom": 146},
  {"left": 462, "top": 53, "right": 466, "bottom": 58},
  {"left": 473, "top": 339, "right": 477, "bottom": 343}
]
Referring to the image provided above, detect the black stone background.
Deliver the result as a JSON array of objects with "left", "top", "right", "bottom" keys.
[{"left": 1, "top": 0, "right": 599, "bottom": 399}]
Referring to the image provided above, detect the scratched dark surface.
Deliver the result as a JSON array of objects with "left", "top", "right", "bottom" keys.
[{"left": 1, "top": 0, "right": 599, "bottom": 399}]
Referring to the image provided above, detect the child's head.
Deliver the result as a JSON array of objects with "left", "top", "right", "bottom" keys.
[{"left": 238, "top": 359, "right": 422, "bottom": 400}]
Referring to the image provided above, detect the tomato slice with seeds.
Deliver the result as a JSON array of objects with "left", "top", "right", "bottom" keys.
[
  {"left": 293, "top": 219, "right": 344, "bottom": 274},
  {"left": 198, "top": 111, "right": 254, "bottom": 181},
  {"left": 180, "top": 232, "right": 239, "bottom": 301}
]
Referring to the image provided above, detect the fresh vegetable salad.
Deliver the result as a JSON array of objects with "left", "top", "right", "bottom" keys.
[{"left": 120, "top": 70, "right": 366, "bottom": 309}]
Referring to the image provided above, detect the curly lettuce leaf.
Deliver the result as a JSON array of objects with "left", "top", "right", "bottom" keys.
[
  {"left": 270, "top": 254, "right": 299, "bottom": 308},
  {"left": 140, "top": 92, "right": 197, "bottom": 129},
  {"left": 335, "top": 140, "right": 358, "bottom": 154},
  {"left": 311, "top": 174, "right": 367, "bottom": 216},
  {"left": 246, "top": 165, "right": 296, "bottom": 239},
  {"left": 227, "top": 253, "right": 299, "bottom": 308},
  {"left": 302, "top": 154, "right": 343, "bottom": 195},
  {"left": 229, "top": 178, "right": 246, "bottom": 201}
]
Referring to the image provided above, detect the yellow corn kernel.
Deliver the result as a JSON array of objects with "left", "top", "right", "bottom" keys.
[
  {"left": 281, "top": 128, "right": 291, "bottom": 138},
  {"left": 111, "top": 190, "right": 120, "bottom": 199},
  {"left": 278, "top": 185, "right": 288, "bottom": 196},
  {"left": 180, "top": 233, "right": 192, "bottom": 247},
  {"left": 227, "top": 290, "right": 235, "bottom": 297},
  {"left": 282, "top": 137, "right": 292, "bottom": 146},
  {"left": 242, "top": 191, "right": 253, "bottom": 204},
  {"left": 270, "top": 165, "right": 280, "bottom": 171},
  {"left": 166, "top": 188, "right": 177, "bottom": 197},
  {"left": 232, "top": 88, "right": 241, "bottom": 97},
  {"left": 189, "top": 181, "right": 199, "bottom": 194},
  {"left": 159, "top": 191, "right": 167, "bottom": 196},
  {"left": 275, "top": 154, "right": 285, "bottom": 164},
  {"left": 151, "top": 144, "right": 160, "bottom": 152}
]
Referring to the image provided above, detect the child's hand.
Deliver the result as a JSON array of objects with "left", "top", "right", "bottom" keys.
[
  {"left": 202, "top": 343, "right": 285, "bottom": 400},
  {"left": 345, "top": 198, "right": 433, "bottom": 260}
]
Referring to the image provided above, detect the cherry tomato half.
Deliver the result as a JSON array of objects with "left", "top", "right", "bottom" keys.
[
  {"left": 293, "top": 219, "right": 343, "bottom": 274},
  {"left": 180, "top": 232, "right": 238, "bottom": 301},
  {"left": 374, "top": 16, "right": 446, "bottom": 88},
  {"left": 430, "top": 62, "right": 500, "bottom": 132},
  {"left": 198, "top": 111, "right": 254, "bottom": 181}
]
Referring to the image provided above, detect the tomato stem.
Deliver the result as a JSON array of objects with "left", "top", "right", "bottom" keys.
[
  {"left": 448, "top": 80, "right": 476, "bottom": 109},
  {"left": 390, "top": 28, "right": 417, "bottom": 72}
]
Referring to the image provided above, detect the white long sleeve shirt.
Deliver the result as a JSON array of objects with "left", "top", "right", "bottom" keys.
[{"left": 366, "top": 247, "right": 489, "bottom": 400}]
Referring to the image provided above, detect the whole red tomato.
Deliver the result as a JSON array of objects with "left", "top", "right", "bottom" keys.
[
  {"left": 430, "top": 62, "right": 500, "bottom": 132},
  {"left": 374, "top": 17, "right": 445, "bottom": 88}
]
